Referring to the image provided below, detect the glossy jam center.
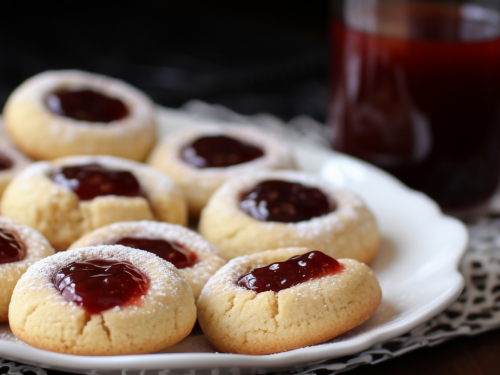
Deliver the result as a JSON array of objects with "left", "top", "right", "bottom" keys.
[
  {"left": 0, "top": 228, "right": 26, "bottom": 264},
  {"left": 0, "top": 152, "right": 12, "bottom": 171},
  {"left": 52, "top": 259, "right": 150, "bottom": 315},
  {"left": 181, "top": 135, "right": 264, "bottom": 168},
  {"left": 46, "top": 89, "right": 129, "bottom": 123},
  {"left": 51, "top": 163, "right": 143, "bottom": 201},
  {"left": 237, "top": 251, "right": 344, "bottom": 293},
  {"left": 115, "top": 237, "right": 197, "bottom": 269},
  {"left": 239, "top": 180, "right": 335, "bottom": 223}
]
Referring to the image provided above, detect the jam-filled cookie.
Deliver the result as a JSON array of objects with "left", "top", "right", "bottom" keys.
[
  {"left": 3, "top": 70, "right": 157, "bottom": 161},
  {"left": 69, "top": 221, "right": 226, "bottom": 299},
  {"left": 9, "top": 245, "right": 197, "bottom": 355},
  {"left": 1, "top": 156, "right": 187, "bottom": 251},
  {"left": 0, "top": 216, "right": 55, "bottom": 321},
  {"left": 197, "top": 247, "right": 382, "bottom": 354},
  {"left": 199, "top": 170, "right": 379, "bottom": 263},
  {"left": 148, "top": 126, "right": 295, "bottom": 218},
  {"left": 0, "top": 138, "right": 31, "bottom": 198}
]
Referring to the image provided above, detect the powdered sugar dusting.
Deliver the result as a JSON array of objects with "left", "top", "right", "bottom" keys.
[
  {"left": 200, "top": 247, "right": 310, "bottom": 299},
  {"left": 71, "top": 221, "right": 217, "bottom": 257},
  {"left": 148, "top": 125, "right": 295, "bottom": 210},
  {"left": 0, "top": 323, "right": 27, "bottom": 345},
  {"left": 7, "top": 156, "right": 184, "bottom": 228},
  {"left": 0, "top": 216, "right": 55, "bottom": 279},
  {"left": 7, "top": 70, "right": 155, "bottom": 133},
  {"left": 15, "top": 245, "right": 189, "bottom": 313},
  {"left": 69, "top": 221, "right": 226, "bottom": 299},
  {"left": 205, "top": 169, "right": 375, "bottom": 247},
  {"left": 154, "top": 125, "right": 293, "bottom": 176},
  {"left": 199, "top": 248, "right": 361, "bottom": 310},
  {"left": 212, "top": 170, "right": 365, "bottom": 228},
  {"left": 52, "top": 155, "right": 179, "bottom": 195},
  {"left": 13, "top": 156, "right": 180, "bottom": 197},
  {"left": 291, "top": 190, "right": 367, "bottom": 240}
]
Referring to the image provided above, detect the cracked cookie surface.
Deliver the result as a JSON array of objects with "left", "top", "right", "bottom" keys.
[
  {"left": 8, "top": 245, "right": 196, "bottom": 355},
  {"left": 197, "top": 247, "right": 382, "bottom": 355}
]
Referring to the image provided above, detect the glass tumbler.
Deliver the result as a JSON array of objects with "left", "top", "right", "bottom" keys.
[{"left": 329, "top": 0, "right": 500, "bottom": 220}]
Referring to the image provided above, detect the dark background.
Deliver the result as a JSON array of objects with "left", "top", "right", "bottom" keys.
[
  {"left": 0, "top": 1, "right": 329, "bottom": 122},
  {"left": 4, "top": 4, "right": 500, "bottom": 374}
]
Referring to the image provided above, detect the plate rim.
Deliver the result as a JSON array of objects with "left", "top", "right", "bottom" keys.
[{"left": 0, "top": 111, "right": 468, "bottom": 373}]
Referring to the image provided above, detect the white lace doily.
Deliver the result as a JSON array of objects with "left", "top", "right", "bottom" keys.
[
  {"left": 2, "top": 101, "right": 500, "bottom": 375},
  {"left": 0, "top": 359, "right": 47, "bottom": 375}
]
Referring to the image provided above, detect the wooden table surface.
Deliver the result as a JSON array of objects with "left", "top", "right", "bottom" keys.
[{"left": 343, "top": 328, "right": 500, "bottom": 375}]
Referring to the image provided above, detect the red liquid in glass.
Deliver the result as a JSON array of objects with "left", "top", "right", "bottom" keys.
[
  {"left": 0, "top": 228, "right": 25, "bottom": 264},
  {"left": 181, "top": 135, "right": 264, "bottom": 168},
  {"left": 330, "top": 3, "right": 500, "bottom": 213},
  {"left": 115, "top": 237, "right": 197, "bottom": 269},
  {"left": 46, "top": 89, "right": 129, "bottom": 123},
  {"left": 237, "top": 251, "right": 344, "bottom": 293},
  {"left": 51, "top": 163, "right": 144, "bottom": 201},
  {"left": 240, "top": 180, "right": 335, "bottom": 223},
  {"left": 52, "top": 259, "right": 149, "bottom": 315}
]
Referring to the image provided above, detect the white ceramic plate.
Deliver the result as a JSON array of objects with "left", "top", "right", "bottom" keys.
[{"left": 0, "top": 109, "right": 468, "bottom": 375}]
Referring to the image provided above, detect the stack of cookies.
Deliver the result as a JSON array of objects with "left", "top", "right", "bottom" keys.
[{"left": 0, "top": 70, "right": 382, "bottom": 356}]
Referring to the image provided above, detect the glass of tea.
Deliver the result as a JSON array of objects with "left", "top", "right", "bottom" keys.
[{"left": 329, "top": 0, "right": 500, "bottom": 221}]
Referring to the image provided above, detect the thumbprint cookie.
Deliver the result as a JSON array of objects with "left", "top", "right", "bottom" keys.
[
  {"left": 3, "top": 70, "right": 157, "bottom": 161},
  {"left": 197, "top": 247, "right": 382, "bottom": 354},
  {"left": 1, "top": 155, "right": 187, "bottom": 251},
  {"left": 9, "top": 245, "right": 196, "bottom": 355},
  {"left": 69, "top": 221, "right": 226, "bottom": 299},
  {"left": 148, "top": 126, "right": 294, "bottom": 218},
  {"left": 199, "top": 170, "right": 379, "bottom": 263}
]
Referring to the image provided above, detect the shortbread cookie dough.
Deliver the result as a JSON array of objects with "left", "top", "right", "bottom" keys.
[
  {"left": 148, "top": 126, "right": 295, "bottom": 218},
  {"left": 199, "top": 170, "right": 379, "bottom": 263},
  {"left": 69, "top": 221, "right": 226, "bottom": 299},
  {"left": 3, "top": 70, "right": 157, "bottom": 161},
  {"left": 1, "top": 156, "right": 187, "bottom": 251},
  {"left": 0, "top": 216, "right": 55, "bottom": 321},
  {"left": 197, "top": 247, "right": 382, "bottom": 354},
  {"left": 9, "top": 245, "right": 197, "bottom": 355},
  {"left": 0, "top": 138, "right": 30, "bottom": 198}
]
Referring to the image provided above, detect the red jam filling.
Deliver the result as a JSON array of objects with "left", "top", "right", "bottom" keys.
[
  {"left": 52, "top": 259, "right": 150, "bottom": 315},
  {"left": 239, "top": 180, "right": 335, "bottom": 223},
  {"left": 115, "top": 237, "right": 197, "bottom": 269},
  {"left": 0, "top": 152, "right": 12, "bottom": 171},
  {"left": 0, "top": 228, "right": 26, "bottom": 264},
  {"left": 181, "top": 135, "right": 264, "bottom": 168},
  {"left": 46, "top": 89, "right": 129, "bottom": 123},
  {"left": 51, "top": 163, "right": 144, "bottom": 201},
  {"left": 237, "top": 251, "right": 344, "bottom": 293}
]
